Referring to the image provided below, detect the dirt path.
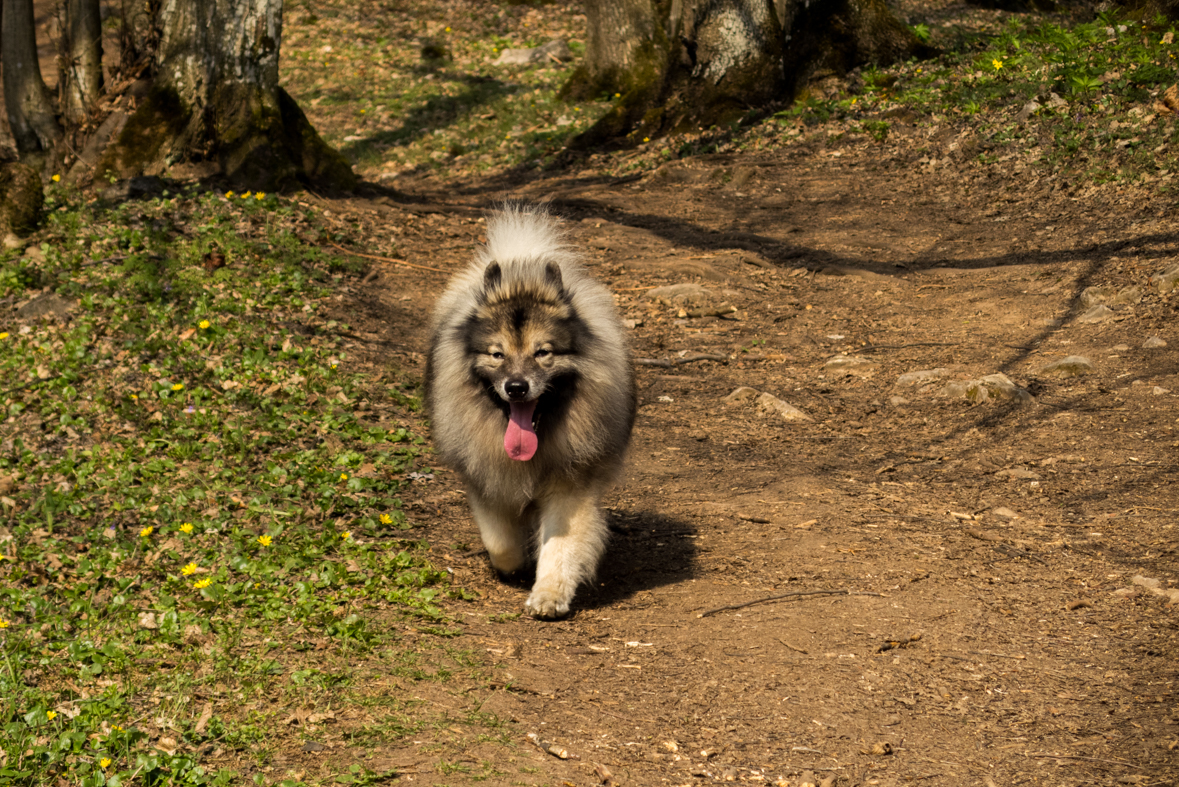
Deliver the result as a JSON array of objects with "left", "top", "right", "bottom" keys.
[{"left": 316, "top": 144, "right": 1178, "bottom": 786}]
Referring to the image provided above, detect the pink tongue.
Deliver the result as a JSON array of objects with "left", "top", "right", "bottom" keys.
[{"left": 504, "top": 400, "right": 538, "bottom": 461}]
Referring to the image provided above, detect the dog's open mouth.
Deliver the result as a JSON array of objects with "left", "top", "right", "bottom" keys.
[{"left": 504, "top": 400, "right": 539, "bottom": 461}]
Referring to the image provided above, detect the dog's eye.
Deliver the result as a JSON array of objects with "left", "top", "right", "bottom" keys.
[
  {"left": 490, "top": 351, "right": 504, "bottom": 360},
  {"left": 534, "top": 348, "right": 552, "bottom": 359}
]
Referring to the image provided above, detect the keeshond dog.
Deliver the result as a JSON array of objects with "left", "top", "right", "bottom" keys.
[{"left": 425, "top": 206, "right": 635, "bottom": 619}]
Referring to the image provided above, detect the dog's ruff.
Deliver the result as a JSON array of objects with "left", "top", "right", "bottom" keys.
[{"left": 424, "top": 206, "right": 635, "bottom": 618}]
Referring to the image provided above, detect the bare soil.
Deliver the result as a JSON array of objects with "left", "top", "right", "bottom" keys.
[{"left": 280, "top": 137, "right": 1179, "bottom": 787}]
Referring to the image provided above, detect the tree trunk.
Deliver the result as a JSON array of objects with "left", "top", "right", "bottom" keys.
[
  {"left": 570, "top": 0, "right": 931, "bottom": 144},
  {"left": 93, "top": 0, "right": 354, "bottom": 190},
  {"left": 2, "top": 0, "right": 63, "bottom": 155},
  {"left": 59, "top": 0, "right": 105, "bottom": 123}
]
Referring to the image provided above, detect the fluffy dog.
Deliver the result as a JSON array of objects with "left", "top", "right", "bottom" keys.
[{"left": 425, "top": 206, "right": 635, "bottom": 618}]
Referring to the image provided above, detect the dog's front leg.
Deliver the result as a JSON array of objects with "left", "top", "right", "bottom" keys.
[
  {"left": 526, "top": 489, "right": 608, "bottom": 619},
  {"left": 468, "top": 490, "right": 529, "bottom": 575}
]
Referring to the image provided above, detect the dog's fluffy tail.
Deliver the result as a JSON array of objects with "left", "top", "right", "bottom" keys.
[{"left": 481, "top": 204, "right": 569, "bottom": 265}]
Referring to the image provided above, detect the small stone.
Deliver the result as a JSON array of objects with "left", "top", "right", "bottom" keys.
[
  {"left": 995, "top": 467, "right": 1041, "bottom": 481},
  {"left": 494, "top": 39, "right": 574, "bottom": 65},
  {"left": 1154, "top": 386, "right": 1170, "bottom": 395},
  {"left": 724, "top": 386, "right": 760, "bottom": 404},
  {"left": 888, "top": 395, "right": 910, "bottom": 407},
  {"left": 1080, "top": 285, "right": 1116, "bottom": 307},
  {"left": 1016, "top": 99, "right": 1041, "bottom": 123},
  {"left": 896, "top": 368, "right": 949, "bottom": 387},
  {"left": 824, "top": 354, "right": 878, "bottom": 377},
  {"left": 1077, "top": 304, "right": 1116, "bottom": 323},
  {"left": 1151, "top": 264, "right": 1179, "bottom": 294},
  {"left": 1037, "top": 355, "right": 1094, "bottom": 377},
  {"left": 755, "top": 392, "right": 812, "bottom": 421},
  {"left": 941, "top": 373, "right": 1032, "bottom": 404},
  {"left": 1110, "top": 344, "right": 1131, "bottom": 352},
  {"left": 645, "top": 282, "right": 716, "bottom": 308},
  {"left": 1112, "top": 285, "right": 1143, "bottom": 305},
  {"left": 1143, "top": 336, "right": 1167, "bottom": 348},
  {"left": 16, "top": 291, "right": 74, "bottom": 320},
  {"left": 1045, "top": 92, "right": 1068, "bottom": 110},
  {"left": 992, "top": 507, "right": 1019, "bottom": 520}
]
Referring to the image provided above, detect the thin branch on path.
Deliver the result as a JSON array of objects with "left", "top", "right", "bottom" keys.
[
  {"left": 0, "top": 375, "right": 62, "bottom": 399},
  {"left": 698, "top": 589, "right": 884, "bottom": 618},
  {"left": 857, "top": 342, "right": 958, "bottom": 353},
  {"left": 636, "top": 353, "right": 728, "bottom": 368},
  {"left": 1028, "top": 753, "right": 1145, "bottom": 769},
  {"left": 328, "top": 242, "right": 449, "bottom": 274}
]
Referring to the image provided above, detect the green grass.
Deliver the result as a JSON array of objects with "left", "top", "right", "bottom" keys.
[
  {"left": 0, "top": 184, "right": 466, "bottom": 785},
  {"left": 776, "top": 12, "right": 1179, "bottom": 186},
  {"left": 279, "top": 0, "right": 610, "bottom": 179}
]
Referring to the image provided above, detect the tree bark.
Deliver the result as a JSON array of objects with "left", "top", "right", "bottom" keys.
[
  {"left": 570, "top": 0, "right": 931, "bottom": 144},
  {"left": 93, "top": 0, "right": 354, "bottom": 190},
  {"left": 59, "top": 0, "right": 106, "bottom": 123},
  {"left": 2, "top": 0, "right": 63, "bottom": 155}
]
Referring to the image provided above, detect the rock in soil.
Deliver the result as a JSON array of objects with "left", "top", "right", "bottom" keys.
[
  {"left": 1037, "top": 355, "right": 1094, "bottom": 377},
  {"left": 755, "top": 392, "right": 812, "bottom": 421}
]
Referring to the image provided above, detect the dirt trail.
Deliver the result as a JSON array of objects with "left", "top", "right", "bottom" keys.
[{"left": 319, "top": 145, "right": 1178, "bottom": 786}]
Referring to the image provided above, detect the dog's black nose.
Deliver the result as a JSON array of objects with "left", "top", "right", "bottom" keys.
[{"left": 505, "top": 380, "right": 529, "bottom": 400}]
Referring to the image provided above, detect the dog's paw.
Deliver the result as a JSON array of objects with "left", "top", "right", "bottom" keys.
[{"left": 525, "top": 589, "right": 571, "bottom": 620}]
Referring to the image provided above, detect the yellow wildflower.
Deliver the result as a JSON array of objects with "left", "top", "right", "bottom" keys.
[
  {"left": 181, "top": 563, "right": 197, "bottom": 576},
  {"left": 46, "top": 711, "right": 57, "bottom": 720},
  {"left": 172, "top": 383, "right": 184, "bottom": 391},
  {"left": 225, "top": 191, "right": 235, "bottom": 198},
  {"left": 255, "top": 192, "right": 265, "bottom": 200},
  {"left": 341, "top": 531, "right": 351, "bottom": 539},
  {"left": 0, "top": 620, "right": 9, "bottom": 628},
  {"left": 340, "top": 473, "right": 348, "bottom": 481},
  {"left": 199, "top": 320, "right": 210, "bottom": 329},
  {"left": 111, "top": 725, "right": 124, "bottom": 733},
  {"left": 241, "top": 191, "right": 252, "bottom": 199},
  {"left": 257, "top": 534, "right": 272, "bottom": 547},
  {"left": 100, "top": 758, "right": 112, "bottom": 769},
  {"left": 0, "top": 333, "right": 8, "bottom": 340},
  {"left": 140, "top": 526, "right": 153, "bottom": 538},
  {"left": 643, "top": 137, "right": 649, "bottom": 143},
  {"left": 193, "top": 578, "right": 212, "bottom": 589},
  {"left": 379, "top": 514, "right": 392, "bottom": 525},
  {"left": 180, "top": 522, "right": 193, "bottom": 533},
  {"left": 52, "top": 174, "right": 61, "bottom": 182},
  {"left": 992, "top": 58, "right": 1003, "bottom": 70}
]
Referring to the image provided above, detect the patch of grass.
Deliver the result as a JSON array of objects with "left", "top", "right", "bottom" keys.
[
  {"left": 776, "top": 12, "right": 1179, "bottom": 186},
  {"left": 0, "top": 184, "right": 465, "bottom": 785},
  {"left": 279, "top": 0, "right": 611, "bottom": 180}
]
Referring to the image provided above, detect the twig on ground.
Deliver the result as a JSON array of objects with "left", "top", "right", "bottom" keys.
[
  {"left": 0, "top": 375, "right": 62, "bottom": 399},
  {"left": 636, "top": 353, "right": 729, "bottom": 368},
  {"left": 776, "top": 638, "right": 809, "bottom": 654},
  {"left": 1028, "top": 753, "right": 1144, "bottom": 769},
  {"left": 858, "top": 342, "right": 957, "bottom": 353},
  {"left": 457, "top": 547, "right": 488, "bottom": 560},
  {"left": 327, "top": 241, "right": 448, "bottom": 273},
  {"left": 698, "top": 589, "right": 884, "bottom": 618}
]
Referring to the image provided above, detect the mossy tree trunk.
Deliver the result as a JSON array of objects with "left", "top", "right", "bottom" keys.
[
  {"left": 58, "top": 0, "right": 106, "bottom": 123},
  {"left": 568, "top": 0, "right": 931, "bottom": 145},
  {"left": 96, "top": 0, "right": 355, "bottom": 190},
  {"left": 2, "top": 0, "right": 63, "bottom": 156}
]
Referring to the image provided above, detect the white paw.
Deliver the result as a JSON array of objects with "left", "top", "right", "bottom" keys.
[{"left": 525, "top": 587, "right": 572, "bottom": 619}]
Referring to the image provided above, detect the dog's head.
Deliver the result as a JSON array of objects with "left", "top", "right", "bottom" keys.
[{"left": 466, "top": 260, "right": 584, "bottom": 406}]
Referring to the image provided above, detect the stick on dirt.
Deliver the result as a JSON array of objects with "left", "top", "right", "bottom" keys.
[
  {"left": 328, "top": 242, "right": 449, "bottom": 273},
  {"left": 698, "top": 589, "right": 884, "bottom": 618}
]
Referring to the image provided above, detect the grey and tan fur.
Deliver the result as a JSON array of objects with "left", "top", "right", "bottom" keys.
[{"left": 425, "top": 206, "right": 635, "bottom": 618}]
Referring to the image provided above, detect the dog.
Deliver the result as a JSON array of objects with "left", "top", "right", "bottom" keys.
[{"left": 424, "top": 205, "right": 635, "bottom": 618}]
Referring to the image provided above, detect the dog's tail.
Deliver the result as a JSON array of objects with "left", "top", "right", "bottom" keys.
[{"left": 482, "top": 204, "right": 569, "bottom": 265}]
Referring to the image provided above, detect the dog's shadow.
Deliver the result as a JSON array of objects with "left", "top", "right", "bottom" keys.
[{"left": 577, "top": 509, "right": 698, "bottom": 613}]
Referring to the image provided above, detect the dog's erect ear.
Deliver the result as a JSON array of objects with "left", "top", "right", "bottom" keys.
[
  {"left": 483, "top": 261, "right": 502, "bottom": 293},
  {"left": 544, "top": 262, "right": 564, "bottom": 293}
]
